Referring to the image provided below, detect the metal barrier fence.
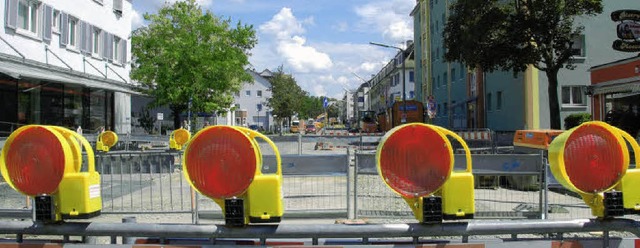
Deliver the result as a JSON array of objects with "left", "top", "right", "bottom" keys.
[{"left": 0, "top": 133, "right": 599, "bottom": 222}]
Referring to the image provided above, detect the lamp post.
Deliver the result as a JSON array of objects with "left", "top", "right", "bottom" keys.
[{"left": 369, "top": 42, "right": 407, "bottom": 123}]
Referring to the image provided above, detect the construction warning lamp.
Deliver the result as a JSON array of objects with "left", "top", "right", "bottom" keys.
[
  {"left": 169, "top": 128, "right": 191, "bottom": 150},
  {"left": 183, "top": 125, "right": 283, "bottom": 226},
  {"left": 376, "top": 123, "right": 475, "bottom": 223},
  {"left": 96, "top": 130, "right": 118, "bottom": 152},
  {"left": 0, "top": 125, "right": 101, "bottom": 223},
  {"left": 548, "top": 121, "right": 640, "bottom": 218}
]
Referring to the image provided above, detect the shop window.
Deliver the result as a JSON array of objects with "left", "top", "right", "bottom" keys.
[{"left": 561, "top": 86, "right": 586, "bottom": 106}]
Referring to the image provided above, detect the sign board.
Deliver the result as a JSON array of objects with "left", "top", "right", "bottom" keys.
[
  {"left": 617, "top": 22, "right": 640, "bottom": 40},
  {"left": 611, "top": 9, "right": 640, "bottom": 22},
  {"left": 157, "top": 113, "right": 164, "bottom": 121},
  {"left": 612, "top": 39, "right": 640, "bottom": 52}
]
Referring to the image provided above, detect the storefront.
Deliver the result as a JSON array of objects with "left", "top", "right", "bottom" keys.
[{"left": 589, "top": 56, "right": 640, "bottom": 139}]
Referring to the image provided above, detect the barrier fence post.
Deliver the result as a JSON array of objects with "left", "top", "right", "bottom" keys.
[
  {"left": 298, "top": 132, "right": 302, "bottom": 155},
  {"left": 347, "top": 147, "right": 354, "bottom": 220},
  {"left": 542, "top": 150, "right": 549, "bottom": 220},
  {"left": 537, "top": 150, "right": 549, "bottom": 220},
  {"left": 353, "top": 151, "right": 359, "bottom": 219}
]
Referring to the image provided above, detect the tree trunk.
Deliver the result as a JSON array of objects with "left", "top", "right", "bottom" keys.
[
  {"left": 170, "top": 104, "right": 186, "bottom": 130},
  {"left": 546, "top": 69, "right": 561, "bottom": 130}
]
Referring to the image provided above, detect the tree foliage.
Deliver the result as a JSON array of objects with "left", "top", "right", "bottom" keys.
[
  {"left": 130, "top": 0, "right": 257, "bottom": 129},
  {"left": 267, "top": 66, "right": 306, "bottom": 124},
  {"left": 444, "top": 0, "right": 602, "bottom": 129}
]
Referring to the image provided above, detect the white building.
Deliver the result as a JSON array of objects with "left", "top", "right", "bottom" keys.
[
  {"left": 213, "top": 69, "right": 274, "bottom": 131},
  {"left": 0, "top": 0, "right": 135, "bottom": 135}
]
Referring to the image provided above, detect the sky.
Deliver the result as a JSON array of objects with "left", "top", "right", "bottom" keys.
[{"left": 131, "top": 0, "right": 416, "bottom": 99}]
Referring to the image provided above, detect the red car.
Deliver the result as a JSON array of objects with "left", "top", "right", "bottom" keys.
[{"left": 305, "top": 124, "right": 316, "bottom": 134}]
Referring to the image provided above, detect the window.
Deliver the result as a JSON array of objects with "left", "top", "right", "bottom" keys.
[
  {"left": 257, "top": 90, "right": 262, "bottom": 97},
  {"left": 112, "top": 36, "right": 120, "bottom": 62},
  {"left": 497, "top": 91, "right": 503, "bottom": 110},
  {"left": 561, "top": 86, "right": 586, "bottom": 106},
  {"left": 52, "top": 10, "right": 59, "bottom": 33},
  {"left": 570, "top": 35, "right": 586, "bottom": 57},
  {"left": 444, "top": 103, "right": 448, "bottom": 115},
  {"left": 245, "top": 90, "right": 251, "bottom": 96},
  {"left": 437, "top": 75, "right": 440, "bottom": 88},
  {"left": 409, "top": 71, "right": 414, "bottom": 82},
  {"left": 92, "top": 28, "right": 101, "bottom": 55},
  {"left": 443, "top": 72, "right": 448, "bottom": 84},
  {"left": 17, "top": 0, "right": 39, "bottom": 34},
  {"left": 451, "top": 68, "right": 456, "bottom": 81},
  {"left": 113, "top": 0, "right": 123, "bottom": 14},
  {"left": 68, "top": 18, "right": 77, "bottom": 47},
  {"left": 487, "top": 93, "right": 493, "bottom": 111}
]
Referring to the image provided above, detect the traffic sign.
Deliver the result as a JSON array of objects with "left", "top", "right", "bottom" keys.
[{"left": 157, "top": 113, "right": 164, "bottom": 121}]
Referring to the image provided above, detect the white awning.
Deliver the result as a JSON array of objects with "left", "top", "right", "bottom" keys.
[
  {"left": 0, "top": 58, "right": 140, "bottom": 95},
  {"left": 592, "top": 82, "right": 640, "bottom": 95}
]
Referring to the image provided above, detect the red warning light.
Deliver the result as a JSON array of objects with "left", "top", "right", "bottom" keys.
[
  {"left": 4, "top": 126, "right": 65, "bottom": 195},
  {"left": 563, "top": 124, "right": 626, "bottom": 193},
  {"left": 185, "top": 126, "right": 257, "bottom": 199},
  {"left": 378, "top": 125, "right": 453, "bottom": 198}
]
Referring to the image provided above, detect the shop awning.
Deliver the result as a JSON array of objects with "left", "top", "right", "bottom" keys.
[
  {"left": 0, "top": 56, "right": 141, "bottom": 95},
  {"left": 591, "top": 82, "right": 640, "bottom": 95}
]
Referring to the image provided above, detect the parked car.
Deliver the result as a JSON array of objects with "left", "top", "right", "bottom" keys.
[{"left": 305, "top": 124, "right": 316, "bottom": 134}]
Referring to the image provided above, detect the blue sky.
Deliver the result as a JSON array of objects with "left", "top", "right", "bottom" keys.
[{"left": 131, "top": 0, "right": 415, "bottom": 99}]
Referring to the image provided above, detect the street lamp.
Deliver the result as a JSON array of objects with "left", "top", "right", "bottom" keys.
[{"left": 369, "top": 42, "right": 407, "bottom": 123}]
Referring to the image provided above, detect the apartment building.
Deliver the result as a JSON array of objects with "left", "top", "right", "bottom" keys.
[
  {"left": 0, "top": 0, "right": 135, "bottom": 136},
  {"left": 413, "top": 0, "right": 640, "bottom": 131},
  {"left": 367, "top": 42, "right": 416, "bottom": 115}
]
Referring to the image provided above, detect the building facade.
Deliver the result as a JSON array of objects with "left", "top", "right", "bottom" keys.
[
  {"left": 413, "top": 0, "right": 640, "bottom": 131},
  {"left": 367, "top": 43, "right": 416, "bottom": 115},
  {"left": 211, "top": 69, "right": 273, "bottom": 131},
  {"left": 590, "top": 56, "right": 640, "bottom": 138},
  {"left": 0, "top": 0, "right": 135, "bottom": 136}
]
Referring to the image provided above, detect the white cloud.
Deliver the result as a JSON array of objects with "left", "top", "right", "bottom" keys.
[
  {"left": 354, "top": 0, "right": 414, "bottom": 42},
  {"left": 131, "top": 9, "right": 144, "bottom": 29},
  {"left": 259, "top": 8, "right": 333, "bottom": 73},
  {"left": 313, "top": 84, "right": 327, "bottom": 97}
]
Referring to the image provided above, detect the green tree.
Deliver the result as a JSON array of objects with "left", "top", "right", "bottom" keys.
[
  {"left": 138, "top": 107, "right": 156, "bottom": 134},
  {"left": 300, "top": 95, "right": 323, "bottom": 120},
  {"left": 444, "top": 0, "right": 602, "bottom": 129},
  {"left": 131, "top": 0, "right": 257, "bottom": 129},
  {"left": 267, "top": 66, "right": 305, "bottom": 126}
]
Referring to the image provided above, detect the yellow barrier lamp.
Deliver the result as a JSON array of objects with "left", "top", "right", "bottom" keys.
[
  {"left": 183, "top": 125, "right": 283, "bottom": 226},
  {"left": 0, "top": 125, "right": 101, "bottom": 223},
  {"left": 376, "top": 123, "right": 474, "bottom": 223},
  {"left": 548, "top": 121, "right": 640, "bottom": 218},
  {"left": 96, "top": 130, "right": 118, "bottom": 152},
  {"left": 169, "top": 128, "right": 191, "bottom": 150}
]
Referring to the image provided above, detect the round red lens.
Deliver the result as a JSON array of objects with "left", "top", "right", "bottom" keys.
[
  {"left": 185, "top": 126, "right": 257, "bottom": 199},
  {"left": 5, "top": 126, "right": 65, "bottom": 196},
  {"left": 379, "top": 125, "right": 452, "bottom": 198},
  {"left": 563, "top": 125, "right": 625, "bottom": 193}
]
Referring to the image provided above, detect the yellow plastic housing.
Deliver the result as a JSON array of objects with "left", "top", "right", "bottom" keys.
[
  {"left": 0, "top": 125, "right": 100, "bottom": 221},
  {"left": 548, "top": 121, "right": 639, "bottom": 217},
  {"left": 183, "top": 125, "right": 283, "bottom": 225},
  {"left": 377, "top": 123, "right": 474, "bottom": 222},
  {"left": 96, "top": 131, "right": 118, "bottom": 152},
  {"left": 169, "top": 128, "right": 191, "bottom": 150}
]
